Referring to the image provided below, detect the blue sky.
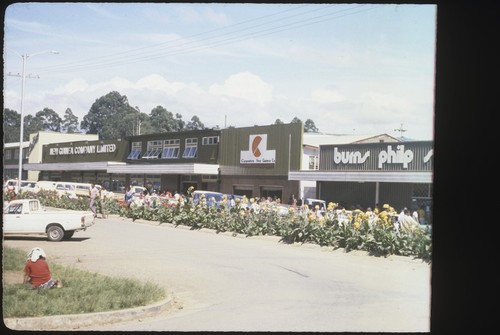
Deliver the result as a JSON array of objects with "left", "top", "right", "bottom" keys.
[{"left": 3, "top": 3, "right": 436, "bottom": 140}]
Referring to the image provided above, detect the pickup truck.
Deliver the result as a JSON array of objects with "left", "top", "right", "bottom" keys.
[{"left": 3, "top": 199, "right": 95, "bottom": 242}]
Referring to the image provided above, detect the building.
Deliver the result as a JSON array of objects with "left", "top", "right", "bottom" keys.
[
  {"left": 299, "top": 132, "right": 401, "bottom": 202},
  {"left": 289, "top": 140, "right": 433, "bottom": 221},
  {"left": 9, "top": 124, "right": 432, "bottom": 217},
  {"left": 3, "top": 131, "right": 98, "bottom": 181}
]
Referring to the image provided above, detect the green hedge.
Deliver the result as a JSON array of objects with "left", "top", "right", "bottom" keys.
[{"left": 6, "top": 189, "right": 432, "bottom": 263}]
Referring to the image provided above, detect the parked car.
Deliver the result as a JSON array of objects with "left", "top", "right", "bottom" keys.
[
  {"left": 3, "top": 199, "right": 95, "bottom": 241},
  {"left": 192, "top": 190, "right": 225, "bottom": 207},
  {"left": 302, "top": 198, "right": 327, "bottom": 216}
]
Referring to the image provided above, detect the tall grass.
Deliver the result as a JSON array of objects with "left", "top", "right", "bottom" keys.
[{"left": 2, "top": 247, "right": 166, "bottom": 318}]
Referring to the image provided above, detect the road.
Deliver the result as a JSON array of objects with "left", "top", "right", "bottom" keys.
[{"left": 3, "top": 215, "right": 431, "bottom": 332}]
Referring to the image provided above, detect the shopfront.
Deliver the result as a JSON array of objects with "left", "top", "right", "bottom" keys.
[
  {"left": 289, "top": 141, "right": 433, "bottom": 221},
  {"left": 218, "top": 123, "right": 302, "bottom": 203},
  {"left": 24, "top": 139, "right": 129, "bottom": 192}
]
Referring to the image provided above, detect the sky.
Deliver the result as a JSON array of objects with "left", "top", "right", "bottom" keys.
[{"left": 3, "top": 2, "right": 437, "bottom": 140}]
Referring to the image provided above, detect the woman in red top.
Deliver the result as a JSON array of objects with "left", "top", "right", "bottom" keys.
[{"left": 23, "top": 247, "right": 63, "bottom": 289}]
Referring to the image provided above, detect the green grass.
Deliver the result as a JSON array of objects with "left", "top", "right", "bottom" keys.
[{"left": 2, "top": 247, "right": 166, "bottom": 318}]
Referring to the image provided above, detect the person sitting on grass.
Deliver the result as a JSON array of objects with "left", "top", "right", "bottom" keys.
[{"left": 23, "top": 247, "right": 63, "bottom": 289}]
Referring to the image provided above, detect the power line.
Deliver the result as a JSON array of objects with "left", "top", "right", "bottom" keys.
[{"left": 28, "top": 4, "right": 378, "bottom": 75}]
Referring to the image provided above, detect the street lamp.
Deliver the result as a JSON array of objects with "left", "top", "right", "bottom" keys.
[{"left": 17, "top": 50, "right": 59, "bottom": 191}]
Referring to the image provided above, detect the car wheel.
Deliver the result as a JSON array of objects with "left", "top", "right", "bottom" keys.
[{"left": 47, "top": 226, "right": 64, "bottom": 242}]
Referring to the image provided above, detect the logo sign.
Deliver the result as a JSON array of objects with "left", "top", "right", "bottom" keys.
[
  {"left": 49, "top": 144, "right": 117, "bottom": 156},
  {"left": 241, "top": 134, "right": 276, "bottom": 164}
]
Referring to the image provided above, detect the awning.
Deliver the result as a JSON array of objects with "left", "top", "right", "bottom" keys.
[
  {"left": 106, "top": 163, "right": 219, "bottom": 175},
  {"left": 23, "top": 161, "right": 114, "bottom": 171},
  {"left": 23, "top": 161, "right": 219, "bottom": 175},
  {"left": 288, "top": 170, "right": 433, "bottom": 183}
]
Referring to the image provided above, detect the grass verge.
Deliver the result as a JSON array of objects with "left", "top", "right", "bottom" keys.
[{"left": 2, "top": 247, "right": 166, "bottom": 318}]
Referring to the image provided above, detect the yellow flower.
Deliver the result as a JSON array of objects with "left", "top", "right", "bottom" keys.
[
  {"left": 353, "top": 221, "right": 361, "bottom": 230},
  {"left": 383, "top": 204, "right": 389, "bottom": 209}
]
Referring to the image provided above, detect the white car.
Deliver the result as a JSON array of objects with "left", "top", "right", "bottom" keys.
[{"left": 3, "top": 199, "right": 95, "bottom": 241}]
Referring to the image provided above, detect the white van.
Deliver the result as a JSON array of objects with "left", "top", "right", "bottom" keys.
[
  {"left": 36, "top": 181, "right": 101, "bottom": 198},
  {"left": 3, "top": 179, "right": 38, "bottom": 193},
  {"left": 36, "top": 181, "right": 78, "bottom": 199}
]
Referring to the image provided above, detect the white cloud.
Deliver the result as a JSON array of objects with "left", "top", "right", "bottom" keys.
[{"left": 209, "top": 72, "right": 273, "bottom": 105}]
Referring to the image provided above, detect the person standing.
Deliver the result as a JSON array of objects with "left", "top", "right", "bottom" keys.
[
  {"left": 89, "top": 183, "right": 99, "bottom": 218},
  {"left": 23, "top": 247, "right": 62, "bottom": 289},
  {"left": 124, "top": 186, "right": 134, "bottom": 208}
]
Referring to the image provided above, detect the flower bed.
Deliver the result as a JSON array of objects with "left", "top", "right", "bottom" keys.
[{"left": 6, "top": 187, "right": 432, "bottom": 262}]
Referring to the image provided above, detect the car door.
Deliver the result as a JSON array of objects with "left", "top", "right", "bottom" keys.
[{"left": 3, "top": 202, "right": 40, "bottom": 233}]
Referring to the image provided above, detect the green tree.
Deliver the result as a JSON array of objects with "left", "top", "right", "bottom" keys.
[
  {"left": 304, "top": 119, "right": 319, "bottom": 133},
  {"left": 3, "top": 108, "right": 20, "bottom": 142},
  {"left": 62, "top": 108, "right": 79, "bottom": 133},
  {"left": 149, "top": 106, "right": 179, "bottom": 133},
  {"left": 175, "top": 113, "right": 185, "bottom": 131},
  {"left": 185, "top": 115, "right": 205, "bottom": 130},
  {"left": 35, "top": 108, "right": 62, "bottom": 132},
  {"left": 80, "top": 91, "right": 138, "bottom": 140},
  {"left": 274, "top": 119, "right": 284, "bottom": 125},
  {"left": 290, "top": 117, "right": 302, "bottom": 124},
  {"left": 23, "top": 114, "right": 44, "bottom": 139}
]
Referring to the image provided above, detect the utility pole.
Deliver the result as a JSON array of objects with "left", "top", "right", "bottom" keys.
[
  {"left": 8, "top": 50, "right": 59, "bottom": 190},
  {"left": 394, "top": 123, "right": 407, "bottom": 139}
]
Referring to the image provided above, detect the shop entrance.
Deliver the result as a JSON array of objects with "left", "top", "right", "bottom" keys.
[{"left": 260, "top": 187, "right": 283, "bottom": 202}]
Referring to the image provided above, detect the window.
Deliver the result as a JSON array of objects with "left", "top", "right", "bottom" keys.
[
  {"left": 182, "top": 138, "right": 198, "bottom": 158},
  {"left": 182, "top": 146, "right": 198, "bottom": 158},
  {"left": 162, "top": 139, "right": 180, "bottom": 159},
  {"left": 162, "top": 147, "right": 180, "bottom": 159},
  {"left": 308, "top": 155, "right": 319, "bottom": 170},
  {"left": 127, "top": 142, "right": 142, "bottom": 160},
  {"left": 5, "top": 150, "right": 11, "bottom": 160},
  {"left": 142, "top": 148, "right": 162, "bottom": 159},
  {"left": 143, "top": 140, "right": 163, "bottom": 159},
  {"left": 202, "top": 136, "right": 219, "bottom": 145}
]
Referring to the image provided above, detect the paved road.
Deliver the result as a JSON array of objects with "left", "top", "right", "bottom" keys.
[{"left": 3, "top": 215, "right": 431, "bottom": 332}]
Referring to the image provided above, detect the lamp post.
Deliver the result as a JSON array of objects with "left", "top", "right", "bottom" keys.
[{"left": 16, "top": 50, "right": 59, "bottom": 191}]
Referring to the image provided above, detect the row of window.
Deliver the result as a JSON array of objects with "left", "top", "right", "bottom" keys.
[
  {"left": 127, "top": 136, "right": 218, "bottom": 160},
  {"left": 4, "top": 148, "right": 29, "bottom": 160}
]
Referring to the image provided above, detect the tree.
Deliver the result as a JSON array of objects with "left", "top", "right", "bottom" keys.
[
  {"left": 80, "top": 91, "right": 138, "bottom": 140},
  {"left": 175, "top": 113, "right": 185, "bottom": 131},
  {"left": 185, "top": 115, "right": 205, "bottom": 130},
  {"left": 62, "top": 108, "right": 79, "bottom": 133},
  {"left": 149, "top": 106, "right": 179, "bottom": 133},
  {"left": 290, "top": 117, "right": 302, "bottom": 124},
  {"left": 274, "top": 119, "right": 284, "bottom": 125},
  {"left": 35, "top": 108, "right": 62, "bottom": 132},
  {"left": 304, "top": 119, "right": 319, "bottom": 133},
  {"left": 23, "top": 114, "right": 44, "bottom": 140},
  {"left": 3, "top": 108, "right": 20, "bottom": 142}
]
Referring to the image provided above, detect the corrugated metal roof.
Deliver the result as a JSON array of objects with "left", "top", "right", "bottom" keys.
[{"left": 303, "top": 133, "right": 400, "bottom": 146}]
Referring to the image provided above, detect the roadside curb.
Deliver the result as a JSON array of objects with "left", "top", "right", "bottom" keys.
[{"left": 4, "top": 296, "right": 173, "bottom": 331}]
